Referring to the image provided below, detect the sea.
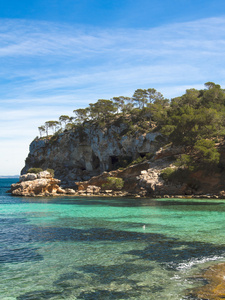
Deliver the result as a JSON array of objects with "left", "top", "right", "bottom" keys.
[{"left": 1, "top": 177, "right": 225, "bottom": 299}]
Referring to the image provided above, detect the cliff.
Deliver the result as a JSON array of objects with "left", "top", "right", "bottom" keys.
[
  {"left": 21, "top": 121, "right": 160, "bottom": 186},
  {"left": 17, "top": 83, "right": 225, "bottom": 198},
  {"left": 21, "top": 121, "right": 225, "bottom": 198}
]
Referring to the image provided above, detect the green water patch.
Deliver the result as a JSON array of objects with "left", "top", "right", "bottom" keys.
[{"left": 2, "top": 196, "right": 225, "bottom": 299}]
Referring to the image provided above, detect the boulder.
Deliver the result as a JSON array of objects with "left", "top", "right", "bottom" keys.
[
  {"left": 56, "top": 187, "right": 66, "bottom": 194},
  {"left": 189, "top": 263, "right": 225, "bottom": 300},
  {"left": 37, "top": 171, "right": 52, "bottom": 179},
  {"left": 64, "top": 188, "right": 76, "bottom": 195},
  {"left": 86, "top": 185, "right": 101, "bottom": 194},
  {"left": 10, "top": 171, "right": 63, "bottom": 197},
  {"left": 19, "top": 173, "right": 37, "bottom": 182}
]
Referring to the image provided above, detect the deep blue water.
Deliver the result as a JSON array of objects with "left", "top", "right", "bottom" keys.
[{"left": 1, "top": 178, "right": 225, "bottom": 299}]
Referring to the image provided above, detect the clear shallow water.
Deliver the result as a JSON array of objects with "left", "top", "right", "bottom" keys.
[{"left": 1, "top": 179, "right": 225, "bottom": 299}]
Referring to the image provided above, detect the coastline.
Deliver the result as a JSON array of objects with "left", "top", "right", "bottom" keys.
[
  {"left": 4, "top": 176, "right": 225, "bottom": 299},
  {"left": 189, "top": 263, "right": 225, "bottom": 300},
  {"left": 7, "top": 171, "right": 225, "bottom": 199}
]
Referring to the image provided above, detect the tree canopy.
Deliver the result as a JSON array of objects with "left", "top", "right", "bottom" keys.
[{"left": 38, "top": 82, "right": 225, "bottom": 173}]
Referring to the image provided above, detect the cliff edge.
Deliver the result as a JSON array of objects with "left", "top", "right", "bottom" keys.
[{"left": 21, "top": 121, "right": 160, "bottom": 187}]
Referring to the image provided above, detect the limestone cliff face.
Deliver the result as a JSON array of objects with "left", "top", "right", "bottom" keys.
[{"left": 21, "top": 123, "right": 160, "bottom": 185}]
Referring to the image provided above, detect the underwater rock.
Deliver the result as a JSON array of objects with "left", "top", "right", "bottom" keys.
[{"left": 189, "top": 263, "right": 225, "bottom": 300}]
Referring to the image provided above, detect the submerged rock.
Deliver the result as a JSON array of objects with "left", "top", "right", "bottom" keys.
[{"left": 189, "top": 263, "right": 225, "bottom": 300}]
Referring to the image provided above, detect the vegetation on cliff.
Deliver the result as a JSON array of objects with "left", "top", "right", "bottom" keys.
[
  {"left": 159, "top": 83, "right": 225, "bottom": 170},
  {"left": 38, "top": 87, "right": 168, "bottom": 137},
  {"left": 102, "top": 177, "right": 124, "bottom": 191},
  {"left": 30, "top": 82, "right": 225, "bottom": 195}
]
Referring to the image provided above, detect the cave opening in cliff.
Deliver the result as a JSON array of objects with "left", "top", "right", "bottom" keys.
[
  {"left": 92, "top": 152, "right": 100, "bottom": 170},
  {"left": 110, "top": 156, "right": 119, "bottom": 170}
]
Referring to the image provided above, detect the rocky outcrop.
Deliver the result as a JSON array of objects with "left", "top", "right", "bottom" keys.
[
  {"left": 75, "top": 161, "right": 151, "bottom": 196},
  {"left": 74, "top": 149, "right": 225, "bottom": 198},
  {"left": 75, "top": 156, "right": 190, "bottom": 197},
  {"left": 18, "top": 117, "right": 225, "bottom": 199},
  {"left": 9, "top": 171, "right": 75, "bottom": 197},
  {"left": 21, "top": 123, "right": 160, "bottom": 186},
  {"left": 189, "top": 263, "right": 225, "bottom": 300},
  {"left": 137, "top": 161, "right": 189, "bottom": 196}
]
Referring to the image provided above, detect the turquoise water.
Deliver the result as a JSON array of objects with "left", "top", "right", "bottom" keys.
[{"left": 1, "top": 178, "right": 225, "bottom": 299}]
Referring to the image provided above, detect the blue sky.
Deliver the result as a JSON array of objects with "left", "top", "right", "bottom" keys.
[{"left": 1, "top": 0, "right": 225, "bottom": 175}]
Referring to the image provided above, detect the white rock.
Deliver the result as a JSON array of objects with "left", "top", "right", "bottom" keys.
[
  {"left": 19, "top": 173, "right": 37, "bottom": 182},
  {"left": 65, "top": 188, "right": 76, "bottom": 195},
  {"left": 37, "top": 171, "right": 52, "bottom": 179},
  {"left": 141, "top": 170, "right": 148, "bottom": 175}
]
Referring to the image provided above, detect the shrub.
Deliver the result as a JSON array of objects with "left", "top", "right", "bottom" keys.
[
  {"left": 49, "top": 133, "right": 60, "bottom": 144},
  {"left": 175, "top": 154, "right": 194, "bottom": 171},
  {"left": 160, "top": 167, "right": 175, "bottom": 181},
  {"left": 145, "top": 153, "right": 154, "bottom": 160},
  {"left": 102, "top": 177, "right": 124, "bottom": 190},
  {"left": 47, "top": 168, "right": 54, "bottom": 177},
  {"left": 27, "top": 168, "right": 43, "bottom": 174},
  {"left": 160, "top": 167, "right": 191, "bottom": 184},
  {"left": 194, "top": 139, "right": 220, "bottom": 169},
  {"left": 130, "top": 156, "right": 145, "bottom": 165},
  {"left": 126, "top": 153, "right": 153, "bottom": 168}
]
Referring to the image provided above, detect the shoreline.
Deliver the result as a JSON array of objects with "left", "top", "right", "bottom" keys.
[
  {"left": 189, "top": 263, "right": 225, "bottom": 300},
  {"left": 8, "top": 190, "right": 225, "bottom": 200}
]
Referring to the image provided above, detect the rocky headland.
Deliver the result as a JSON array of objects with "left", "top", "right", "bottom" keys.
[
  {"left": 8, "top": 84, "right": 225, "bottom": 300},
  {"left": 21, "top": 121, "right": 160, "bottom": 186},
  {"left": 10, "top": 83, "right": 225, "bottom": 198},
  {"left": 10, "top": 137, "right": 225, "bottom": 198}
]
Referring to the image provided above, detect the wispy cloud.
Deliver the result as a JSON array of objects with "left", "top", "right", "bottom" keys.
[{"left": 1, "top": 17, "right": 225, "bottom": 174}]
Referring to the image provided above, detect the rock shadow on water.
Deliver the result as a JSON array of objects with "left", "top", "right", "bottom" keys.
[
  {"left": 0, "top": 218, "right": 37, "bottom": 245},
  {"left": 53, "top": 271, "right": 87, "bottom": 290},
  {"left": 77, "top": 289, "right": 134, "bottom": 299},
  {"left": 1, "top": 218, "right": 225, "bottom": 269},
  {"left": 51, "top": 262, "right": 163, "bottom": 299},
  {"left": 76, "top": 282, "right": 162, "bottom": 300},
  {"left": 0, "top": 217, "right": 29, "bottom": 225},
  {"left": 123, "top": 238, "right": 225, "bottom": 269},
  {"left": 17, "top": 289, "right": 65, "bottom": 300},
  {"left": 18, "top": 288, "right": 144, "bottom": 300},
  {"left": 28, "top": 197, "right": 225, "bottom": 208},
  {"left": 0, "top": 217, "right": 43, "bottom": 264},
  {"left": 31, "top": 226, "right": 167, "bottom": 243},
  {"left": 27, "top": 226, "right": 225, "bottom": 270},
  {"left": 30, "top": 226, "right": 225, "bottom": 264},
  {"left": 0, "top": 247, "right": 42, "bottom": 264},
  {"left": 78, "top": 263, "right": 153, "bottom": 284}
]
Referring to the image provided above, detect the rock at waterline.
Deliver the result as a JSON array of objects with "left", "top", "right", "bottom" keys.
[{"left": 9, "top": 171, "right": 69, "bottom": 197}]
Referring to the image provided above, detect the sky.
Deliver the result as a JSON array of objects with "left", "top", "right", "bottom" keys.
[{"left": 1, "top": 0, "right": 225, "bottom": 175}]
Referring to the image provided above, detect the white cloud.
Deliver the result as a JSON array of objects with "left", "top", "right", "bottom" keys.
[{"left": 1, "top": 16, "right": 225, "bottom": 174}]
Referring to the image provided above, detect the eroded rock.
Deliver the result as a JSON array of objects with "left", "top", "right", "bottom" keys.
[
  {"left": 189, "top": 263, "right": 225, "bottom": 300},
  {"left": 10, "top": 171, "right": 66, "bottom": 197},
  {"left": 21, "top": 124, "right": 161, "bottom": 184}
]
